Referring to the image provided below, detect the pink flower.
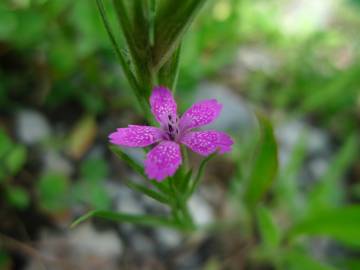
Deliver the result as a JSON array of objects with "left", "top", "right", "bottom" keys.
[{"left": 109, "top": 86, "right": 233, "bottom": 181}]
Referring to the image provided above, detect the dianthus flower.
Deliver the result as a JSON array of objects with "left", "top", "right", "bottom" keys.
[{"left": 109, "top": 86, "right": 233, "bottom": 181}]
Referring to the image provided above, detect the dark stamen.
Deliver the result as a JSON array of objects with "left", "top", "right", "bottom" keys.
[{"left": 168, "top": 124, "right": 173, "bottom": 132}]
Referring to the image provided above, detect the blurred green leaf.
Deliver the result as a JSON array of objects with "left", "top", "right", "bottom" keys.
[
  {"left": 6, "top": 186, "right": 29, "bottom": 209},
  {"left": 276, "top": 133, "right": 307, "bottom": 217},
  {"left": 289, "top": 205, "right": 360, "bottom": 247},
  {"left": 0, "top": 5, "right": 17, "bottom": 40},
  {"left": 244, "top": 114, "right": 278, "bottom": 208},
  {"left": 80, "top": 157, "right": 109, "bottom": 182},
  {"left": 71, "top": 209, "right": 182, "bottom": 230},
  {"left": 284, "top": 249, "right": 337, "bottom": 270},
  {"left": 37, "top": 173, "right": 69, "bottom": 212},
  {"left": 12, "top": 9, "right": 47, "bottom": 47},
  {"left": 257, "top": 206, "right": 280, "bottom": 249},
  {"left": 5, "top": 145, "right": 27, "bottom": 175},
  {"left": 153, "top": 0, "right": 209, "bottom": 70},
  {"left": 339, "top": 259, "right": 360, "bottom": 270},
  {"left": 0, "top": 250, "right": 11, "bottom": 269},
  {"left": 301, "top": 63, "right": 360, "bottom": 113},
  {"left": 0, "top": 129, "right": 12, "bottom": 158},
  {"left": 309, "top": 134, "right": 358, "bottom": 211},
  {"left": 72, "top": 181, "right": 110, "bottom": 210}
]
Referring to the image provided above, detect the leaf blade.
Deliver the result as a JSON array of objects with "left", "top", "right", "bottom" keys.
[
  {"left": 244, "top": 114, "right": 279, "bottom": 208},
  {"left": 71, "top": 210, "right": 182, "bottom": 230},
  {"left": 289, "top": 205, "right": 360, "bottom": 247}
]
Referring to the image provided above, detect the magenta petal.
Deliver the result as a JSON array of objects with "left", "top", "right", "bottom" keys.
[
  {"left": 181, "top": 131, "right": 233, "bottom": 156},
  {"left": 145, "top": 141, "right": 182, "bottom": 181},
  {"left": 150, "top": 86, "right": 177, "bottom": 124},
  {"left": 109, "top": 125, "right": 163, "bottom": 147},
  {"left": 180, "top": 99, "right": 222, "bottom": 130}
]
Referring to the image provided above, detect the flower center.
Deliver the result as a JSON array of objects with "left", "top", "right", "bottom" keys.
[{"left": 164, "top": 114, "right": 180, "bottom": 141}]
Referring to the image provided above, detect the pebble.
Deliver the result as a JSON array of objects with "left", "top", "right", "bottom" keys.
[
  {"left": 189, "top": 194, "right": 214, "bottom": 227},
  {"left": 15, "top": 109, "right": 51, "bottom": 144}
]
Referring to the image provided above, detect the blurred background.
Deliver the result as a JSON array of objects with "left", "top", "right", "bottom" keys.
[{"left": 0, "top": 0, "right": 359, "bottom": 269}]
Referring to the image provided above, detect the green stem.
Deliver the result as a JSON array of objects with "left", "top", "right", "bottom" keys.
[{"left": 169, "top": 177, "right": 195, "bottom": 230}]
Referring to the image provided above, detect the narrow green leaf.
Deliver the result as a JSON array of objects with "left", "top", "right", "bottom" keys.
[
  {"left": 309, "top": 134, "right": 358, "bottom": 211},
  {"left": 150, "top": 179, "right": 171, "bottom": 194},
  {"left": 187, "top": 153, "right": 216, "bottom": 197},
  {"left": 153, "top": 0, "right": 209, "bottom": 70},
  {"left": 126, "top": 180, "right": 170, "bottom": 204},
  {"left": 256, "top": 206, "right": 280, "bottom": 249},
  {"left": 6, "top": 145, "right": 27, "bottom": 175},
  {"left": 179, "top": 168, "right": 193, "bottom": 193},
  {"left": 276, "top": 133, "right": 308, "bottom": 218},
  {"left": 301, "top": 62, "right": 360, "bottom": 113},
  {"left": 71, "top": 210, "right": 182, "bottom": 230},
  {"left": 158, "top": 44, "right": 182, "bottom": 91},
  {"left": 112, "top": 0, "right": 152, "bottom": 95},
  {"left": 339, "top": 259, "right": 360, "bottom": 270},
  {"left": 109, "top": 145, "right": 145, "bottom": 177},
  {"left": 6, "top": 186, "right": 29, "bottom": 209},
  {"left": 244, "top": 114, "right": 278, "bottom": 208},
  {"left": 284, "top": 250, "right": 337, "bottom": 270},
  {"left": 96, "top": 0, "right": 149, "bottom": 114},
  {"left": 289, "top": 205, "right": 360, "bottom": 247}
]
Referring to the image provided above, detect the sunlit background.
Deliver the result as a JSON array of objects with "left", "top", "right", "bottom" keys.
[{"left": 0, "top": 0, "right": 359, "bottom": 269}]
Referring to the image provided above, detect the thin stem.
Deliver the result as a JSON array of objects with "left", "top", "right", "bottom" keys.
[
  {"left": 169, "top": 177, "right": 195, "bottom": 230},
  {"left": 187, "top": 153, "right": 216, "bottom": 198}
]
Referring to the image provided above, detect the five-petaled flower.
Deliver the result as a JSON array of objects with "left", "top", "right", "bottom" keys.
[{"left": 109, "top": 86, "right": 233, "bottom": 181}]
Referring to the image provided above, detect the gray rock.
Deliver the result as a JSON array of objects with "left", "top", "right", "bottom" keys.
[
  {"left": 189, "top": 193, "right": 214, "bottom": 227},
  {"left": 25, "top": 224, "right": 123, "bottom": 270},
  {"left": 156, "top": 228, "right": 182, "bottom": 249},
  {"left": 237, "top": 47, "right": 279, "bottom": 74},
  {"left": 115, "top": 186, "right": 144, "bottom": 215},
  {"left": 68, "top": 224, "right": 123, "bottom": 258},
  {"left": 43, "top": 150, "right": 73, "bottom": 177},
  {"left": 131, "top": 233, "right": 155, "bottom": 254},
  {"left": 194, "top": 82, "right": 256, "bottom": 135},
  {"left": 276, "top": 119, "right": 332, "bottom": 185},
  {"left": 16, "top": 109, "right": 51, "bottom": 144}
]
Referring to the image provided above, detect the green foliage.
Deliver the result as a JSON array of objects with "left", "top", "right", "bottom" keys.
[
  {"left": 5, "top": 145, "right": 27, "bottom": 175},
  {"left": 37, "top": 172, "right": 69, "bottom": 212},
  {"left": 153, "top": 0, "right": 209, "bottom": 70},
  {"left": 243, "top": 113, "right": 278, "bottom": 208},
  {"left": 289, "top": 206, "right": 360, "bottom": 247},
  {"left": 308, "top": 134, "right": 359, "bottom": 211},
  {"left": 256, "top": 205, "right": 280, "bottom": 249},
  {"left": 126, "top": 181, "right": 170, "bottom": 205},
  {"left": 0, "top": 129, "right": 29, "bottom": 209},
  {"left": 6, "top": 186, "right": 29, "bottom": 210},
  {"left": 0, "top": 250, "right": 11, "bottom": 269},
  {"left": 284, "top": 249, "right": 337, "bottom": 270},
  {"left": 72, "top": 157, "right": 111, "bottom": 210},
  {"left": 71, "top": 209, "right": 183, "bottom": 230},
  {"left": 80, "top": 157, "right": 109, "bottom": 183}
]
